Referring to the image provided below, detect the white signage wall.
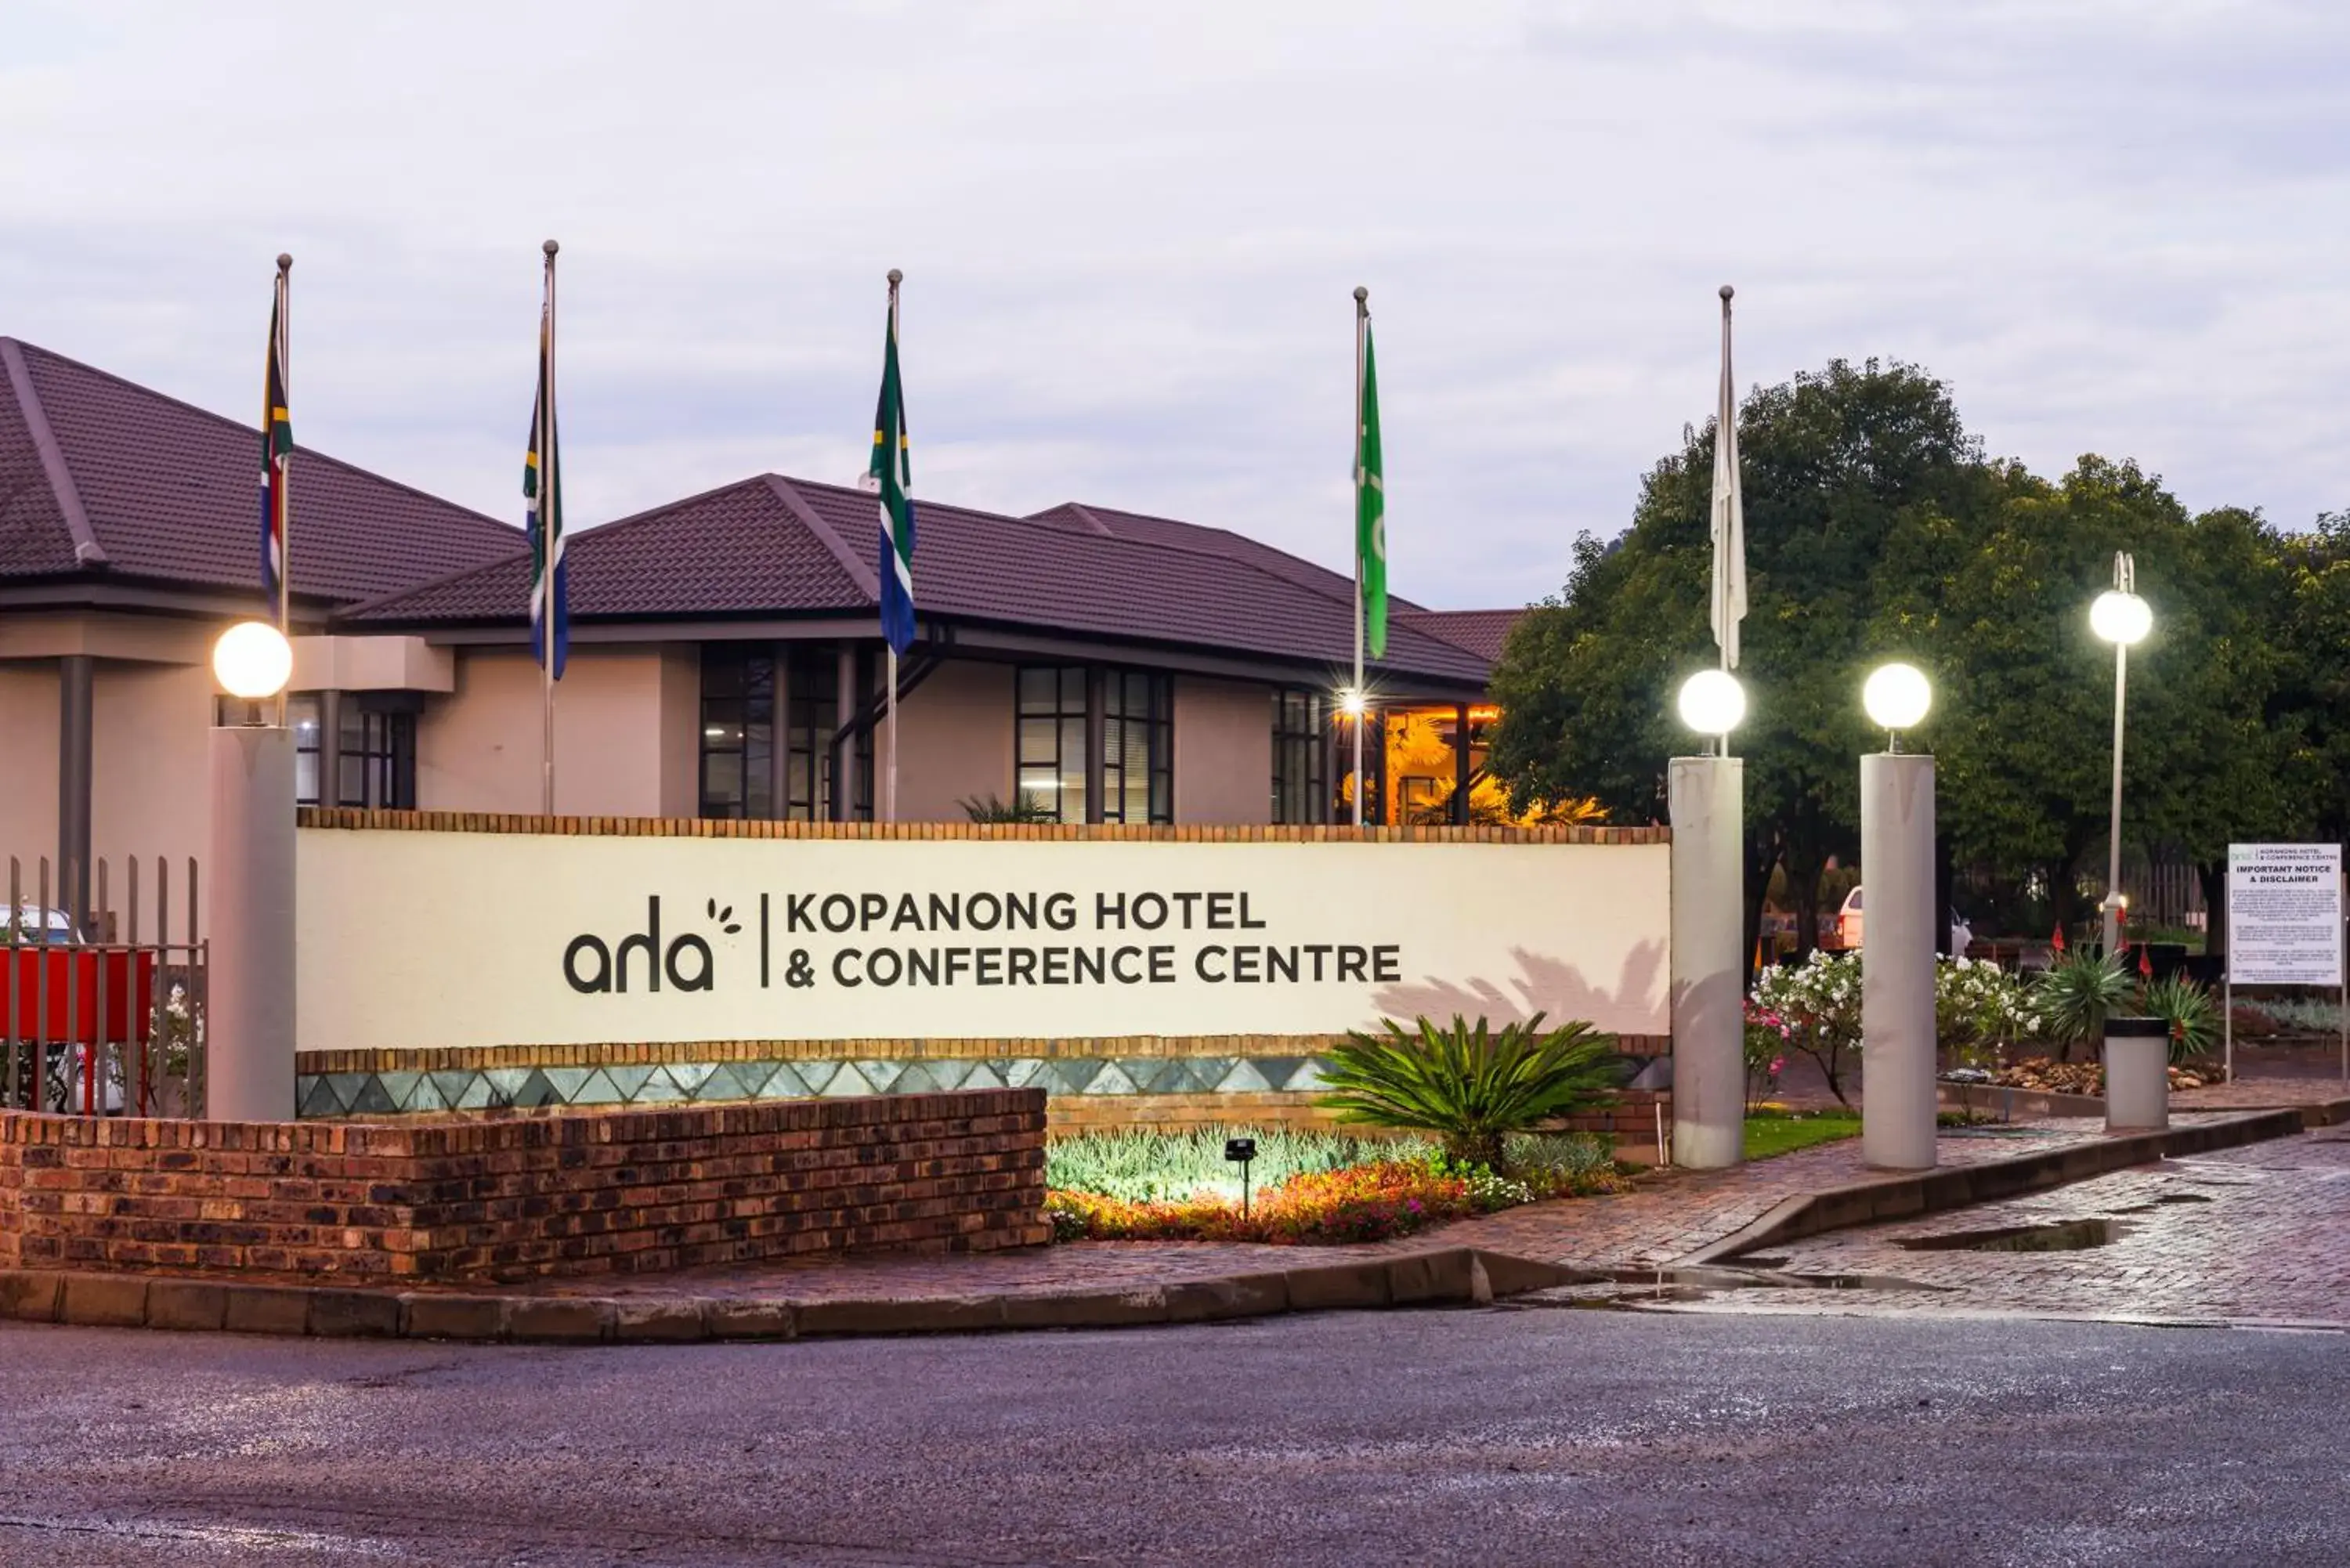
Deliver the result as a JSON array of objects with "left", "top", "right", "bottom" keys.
[
  {"left": 295, "top": 827, "right": 1671, "bottom": 1054},
  {"left": 2226, "top": 843, "right": 2345, "bottom": 987}
]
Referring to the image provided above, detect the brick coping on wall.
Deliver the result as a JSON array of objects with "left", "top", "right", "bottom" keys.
[
  {"left": 298, "top": 807, "right": 1668, "bottom": 845},
  {"left": 295, "top": 1032, "right": 1672, "bottom": 1075},
  {"left": 0, "top": 1090, "right": 1049, "bottom": 1283}
]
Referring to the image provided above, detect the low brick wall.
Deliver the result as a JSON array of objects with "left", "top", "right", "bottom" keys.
[{"left": 0, "top": 1090, "right": 1047, "bottom": 1284}]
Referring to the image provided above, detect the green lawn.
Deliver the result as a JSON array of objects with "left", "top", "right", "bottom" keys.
[{"left": 1744, "top": 1111, "right": 1862, "bottom": 1160}]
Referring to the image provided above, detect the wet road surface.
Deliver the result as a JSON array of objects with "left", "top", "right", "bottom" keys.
[{"left": 2, "top": 1309, "right": 2345, "bottom": 1566}]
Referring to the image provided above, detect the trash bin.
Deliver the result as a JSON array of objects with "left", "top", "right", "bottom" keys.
[{"left": 2103, "top": 1017, "right": 2169, "bottom": 1132}]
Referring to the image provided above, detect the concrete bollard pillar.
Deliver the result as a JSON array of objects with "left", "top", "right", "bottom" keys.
[
  {"left": 1669, "top": 754, "right": 1744, "bottom": 1168},
  {"left": 207, "top": 725, "right": 297, "bottom": 1122},
  {"left": 1861, "top": 752, "right": 1936, "bottom": 1170},
  {"left": 2103, "top": 1017, "right": 2170, "bottom": 1131}
]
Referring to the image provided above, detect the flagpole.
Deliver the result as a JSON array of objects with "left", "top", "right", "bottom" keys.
[
  {"left": 540, "top": 239, "right": 559, "bottom": 818},
  {"left": 885, "top": 269, "right": 902, "bottom": 827},
  {"left": 1716, "top": 284, "right": 1733, "bottom": 760},
  {"left": 1352, "top": 285, "right": 1368, "bottom": 830},
  {"left": 275, "top": 252, "right": 293, "bottom": 727}
]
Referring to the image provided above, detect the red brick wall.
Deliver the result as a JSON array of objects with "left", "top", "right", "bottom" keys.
[{"left": 0, "top": 1090, "right": 1047, "bottom": 1284}]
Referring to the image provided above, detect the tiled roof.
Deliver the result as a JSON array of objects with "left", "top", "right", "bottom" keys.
[
  {"left": 1025, "top": 500, "right": 1426, "bottom": 612},
  {"left": 1401, "top": 608, "right": 1526, "bottom": 663},
  {"left": 345, "top": 475, "right": 1493, "bottom": 685},
  {"left": 0, "top": 338, "right": 523, "bottom": 605}
]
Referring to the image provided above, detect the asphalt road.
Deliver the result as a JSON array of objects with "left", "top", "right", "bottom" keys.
[{"left": 1, "top": 1310, "right": 2343, "bottom": 1567}]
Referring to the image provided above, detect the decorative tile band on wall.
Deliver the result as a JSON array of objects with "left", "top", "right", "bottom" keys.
[
  {"left": 295, "top": 1034, "right": 1671, "bottom": 1077},
  {"left": 298, "top": 807, "right": 1668, "bottom": 847},
  {"left": 298, "top": 1055, "right": 1338, "bottom": 1118}
]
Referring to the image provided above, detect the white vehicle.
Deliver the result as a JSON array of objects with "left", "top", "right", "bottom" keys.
[
  {"left": 1832, "top": 888, "right": 1972, "bottom": 955},
  {"left": 7, "top": 905, "right": 80, "bottom": 945}
]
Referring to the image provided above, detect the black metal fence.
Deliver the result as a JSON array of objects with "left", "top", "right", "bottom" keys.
[{"left": 3, "top": 854, "right": 207, "bottom": 1116}]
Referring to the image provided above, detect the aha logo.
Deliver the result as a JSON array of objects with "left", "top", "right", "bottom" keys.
[{"left": 564, "top": 897, "right": 742, "bottom": 994}]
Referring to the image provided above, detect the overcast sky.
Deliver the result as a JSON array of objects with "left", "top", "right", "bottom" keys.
[{"left": 7, "top": 1, "right": 2346, "bottom": 609}]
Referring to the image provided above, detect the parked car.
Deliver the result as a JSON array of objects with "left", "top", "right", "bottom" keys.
[
  {"left": 1831, "top": 889, "right": 1973, "bottom": 955},
  {"left": 7, "top": 905, "right": 81, "bottom": 945}
]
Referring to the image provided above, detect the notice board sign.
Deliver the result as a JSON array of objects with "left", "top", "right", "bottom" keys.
[{"left": 2227, "top": 844, "right": 2345, "bottom": 987}]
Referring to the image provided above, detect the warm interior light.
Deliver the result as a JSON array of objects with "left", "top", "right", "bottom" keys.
[
  {"left": 2090, "top": 590, "right": 2152, "bottom": 646},
  {"left": 212, "top": 620, "right": 294, "bottom": 701},
  {"left": 1675, "top": 669, "right": 1746, "bottom": 736},
  {"left": 1862, "top": 662, "right": 1932, "bottom": 732}
]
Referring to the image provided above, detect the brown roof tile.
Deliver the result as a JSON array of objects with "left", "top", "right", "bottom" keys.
[
  {"left": 344, "top": 475, "right": 1491, "bottom": 685},
  {"left": 1400, "top": 608, "right": 1526, "bottom": 663},
  {"left": 0, "top": 338, "right": 525, "bottom": 605}
]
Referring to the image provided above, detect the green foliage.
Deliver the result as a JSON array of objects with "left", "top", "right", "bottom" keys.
[
  {"left": 958, "top": 791, "right": 1059, "bottom": 824},
  {"left": 1044, "top": 1125, "right": 1430, "bottom": 1204},
  {"left": 1317, "top": 1013, "right": 1619, "bottom": 1169},
  {"left": 2030, "top": 950, "right": 2134, "bottom": 1059},
  {"left": 1484, "top": 350, "right": 2350, "bottom": 951},
  {"left": 1936, "top": 956, "right": 2036, "bottom": 1064},
  {"left": 1744, "top": 1110, "right": 1862, "bottom": 1161},
  {"left": 2138, "top": 972, "right": 2218, "bottom": 1064}
]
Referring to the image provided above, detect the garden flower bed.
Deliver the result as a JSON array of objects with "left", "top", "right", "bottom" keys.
[
  {"left": 1043, "top": 1126, "right": 1627, "bottom": 1245},
  {"left": 1981, "top": 1056, "right": 2221, "bottom": 1095}
]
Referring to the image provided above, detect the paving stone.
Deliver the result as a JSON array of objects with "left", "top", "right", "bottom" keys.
[
  {"left": 0, "top": 1270, "right": 63, "bottom": 1322},
  {"left": 505, "top": 1298, "right": 613, "bottom": 1343},
  {"left": 309, "top": 1289, "right": 402, "bottom": 1338},
  {"left": 705, "top": 1301, "right": 796, "bottom": 1340},
  {"left": 145, "top": 1280, "right": 228, "bottom": 1333},
  {"left": 400, "top": 1294, "right": 508, "bottom": 1341},
  {"left": 59, "top": 1274, "right": 150, "bottom": 1328},
  {"left": 223, "top": 1286, "right": 313, "bottom": 1336},
  {"left": 613, "top": 1301, "right": 709, "bottom": 1342}
]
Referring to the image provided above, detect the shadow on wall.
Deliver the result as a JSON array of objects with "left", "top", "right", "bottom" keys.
[{"left": 1371, "top": 941, "right": 1665, "bottom": 1033}]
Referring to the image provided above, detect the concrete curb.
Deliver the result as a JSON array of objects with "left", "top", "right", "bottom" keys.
[
  {"left": 0, "top": 1246, "right": 1595, "bottom": 1346},
  {"left": 1679, "top": 1106, "right": 2319, "bottom": 1266}
]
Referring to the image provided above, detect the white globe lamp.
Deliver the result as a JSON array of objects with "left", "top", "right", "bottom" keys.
[
  {"left": 1676, "top": 669, "right": 1746, "bottom": 737},
  {"left": 2090, "top": 590, "right": 2153, "bottom": 647},
  {"left": 1862, "top": 662, "right": 1932, "bottom": 737},
  {"left": 212, "top": 621, "right": 294, "bottom": 702}
]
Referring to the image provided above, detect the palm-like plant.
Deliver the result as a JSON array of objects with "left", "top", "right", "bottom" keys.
[
  {"left": 2138, "top": 972, "right": 2218, "bottom": 1064},
  {"left": 1317, "top": 1013, "right": 1619, "bottom": 1170},
  {"left": 2030, "top": 950, "right": 2133, "bottom": 1062}
]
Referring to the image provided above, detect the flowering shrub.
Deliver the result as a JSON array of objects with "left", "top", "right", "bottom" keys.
[
  {"left": 1937, "top": 956, "right": 2036, "bottom": 1064},
  {"left": 1743, "top": 1003, "right": 1791, "bottom": 1111},
  {"left": 1045, "top": 1135, "right": 1627, "bottom": 1245},
  {"left": 1749, "top": 951, "right": 1862, "bottom": 1106}
]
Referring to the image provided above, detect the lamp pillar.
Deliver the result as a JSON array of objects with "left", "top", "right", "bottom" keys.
[
  {"left": 206, "top": 724, "right": 298, "bottom": 1122},
  {"left": 1860, "top": 751, "right": 1936, "bottom": 1169},
  {"left": 1669, "top": 754, "right": 1744, "bottom": 1168}
]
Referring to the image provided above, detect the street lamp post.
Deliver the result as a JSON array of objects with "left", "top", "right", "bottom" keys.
[
  {"left": 209, "top": 620, "right": 298, "bottom": 1122},
  {"left": 1860, "top": 662, "right": 1936, "bottom": 1171},
  {"left": 2090, "top": 555, "right": 2153, "bottom": 956},
  {"left": 1669, "top": 669, "right": 1748, "bottom": 1169}
]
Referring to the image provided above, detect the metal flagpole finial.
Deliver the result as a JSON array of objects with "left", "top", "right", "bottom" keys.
[
  {"left": 1354, "top": 285, "right": 1369, "bottom": 312},
  {"left": 543, "top": 239, "right": 560, "bottom": 258},
  {"left": 887, "top": 268, "right": 902, "bottom": 287},
  {"left": 1719, "top": 284, "right": 1734, "bottom": 302},
  {"left": 277, "top": 253, "right": 293, "bottom": 274}
]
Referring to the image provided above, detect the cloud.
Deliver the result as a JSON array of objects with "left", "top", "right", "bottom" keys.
[{"left": 4, "top": 0, "right": 2347, "bottom": 609}]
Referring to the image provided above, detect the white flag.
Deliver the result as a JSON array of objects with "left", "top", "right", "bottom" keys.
[{"left": 1710, "top": 287, "right": 1747, "bottom": 670}]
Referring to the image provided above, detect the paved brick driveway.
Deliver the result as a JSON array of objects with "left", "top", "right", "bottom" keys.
[{"left": 1654, "top": 1125, "right": 2350, "bottom": 1328}]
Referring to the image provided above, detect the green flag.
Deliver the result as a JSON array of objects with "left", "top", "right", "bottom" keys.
[{"left": 1356, "top": 322, "right": 1386, "bottom": 659}]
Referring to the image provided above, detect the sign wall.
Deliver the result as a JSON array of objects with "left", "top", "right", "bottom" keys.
[{"left": 295, "top": 828, "right": 1672, "bottom": 1053}]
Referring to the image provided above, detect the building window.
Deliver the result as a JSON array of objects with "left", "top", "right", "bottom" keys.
[
  {"left": 1271, "top": 688, "right": 1328, "bottom": 824},
  {"left": 1016, "top": 666, "right": 1089, "bottom": 822},
  {"left": 700, "top": 645, "right": 776, "bottom": 820},
  {"left": 339, "top": 706, "right": 416, "bottom": 808},
  {"left": 291, "top": 695, "right": 323, "bottom": 806},
  {"left": 1102, "top": 670, "right": 1173, "bottom": 824},
  {"left": 701, "top": 644, "right": 867, "bottom": 822}
]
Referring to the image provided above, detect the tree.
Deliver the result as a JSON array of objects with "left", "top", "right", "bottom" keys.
[{"left": 1488, "top": 359, "right": 2002, "bottom": 965}]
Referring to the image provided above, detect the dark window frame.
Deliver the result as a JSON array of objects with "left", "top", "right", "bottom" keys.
[
  {"left": 1271, "top": 688, "right": 1329, "bottom": 825},
  {"left": 1101, "top": 670, "right": 1173, "bottom": 825}
]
